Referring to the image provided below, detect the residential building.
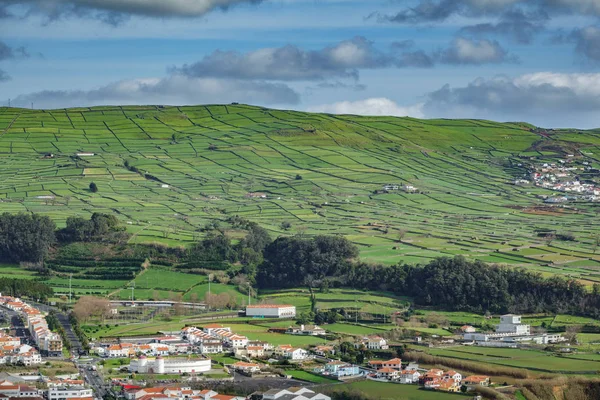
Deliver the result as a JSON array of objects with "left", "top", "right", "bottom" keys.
[
  {"left": 312, "top": 345, "right": 334, "bottom": 356},
  {"left": 0, "top": 381, "right": 40, "bottom": 398},
  {"left": 398, "top": 370, "right": 420, "bottom": 384},
  {"left": 356, "top": 336, "right": 388, "bottom": 350},
  {"left": 376, "top": 367, "right": 399, "bottom": 380},
  {"left": 463, "top": 375, "right": 491, "bottom": 387},
  {"left": 232, "top": 361, "right": 260, "bottom": 374},
  {"left": 245, "top": 305, "right": 296, "bottom": 319},
  {"left": 368, "top": 358, "right": 401, "bottom": 370},
  {"left": 200, "top": 340, "right": 223, "bottom": 354},
  {"left": 286, "top": 325, "right": 326, "bottom": 336},
  {"left": 443, "top": 370, "right": 462, "bottom": 384},
  {"left": 321, "top": 360, "right": 360, "bottom": 377},
  {"left": 47, "top": 385, "right": 93, "bottom": 400}
]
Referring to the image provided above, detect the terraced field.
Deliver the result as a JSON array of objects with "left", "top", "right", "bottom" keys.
[{"left": 1, "top": 105, "right": 600, "bottom": 282}]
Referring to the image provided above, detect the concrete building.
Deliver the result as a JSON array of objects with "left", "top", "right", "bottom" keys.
[
  {"left": 47, "top": 385, "right": 93, "bottom": 400},
  {"left": 129, "top": 355, "right": 211, "bottom": 374},
  {"left": 245, "top": 305, "right": 296, "bottom": 319},
  {"left": 496, "top": 315, "right": 530, "bottom": 335}
]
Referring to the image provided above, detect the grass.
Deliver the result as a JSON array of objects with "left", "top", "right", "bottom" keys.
[
  {"left": 425, "top": 346, "right": 600, "bottom": 373},
  {"left": 332, "top": 381, "right": 470, "bottom": 399},
  {"left": 287, "top": 370, "right": 338, "bottom": 384},
  {"left": 1, "top": 105, "right": 599, "bottom": 284}
]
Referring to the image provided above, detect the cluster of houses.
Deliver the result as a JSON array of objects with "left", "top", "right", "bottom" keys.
[
  {"left": 526, "top": 161, "right": 600, "bottom": 202},
  {"left": 381, "top": 184, "right": 418, "bottom": 193},
  {"left": 0, "top": 331, "right": 41, "bottom": 366},
  {"left": 367, "top": 359, "right": 490, "bottom": 392},
  {"left": 122, "top": 386, "right": 330, "bottom": 400},
  {"left": 124, "top": 386, "right": 244, "bottom": 400},
  {"left": 182, "top": 323, "right": 310, "bottom": 362},
  {"left": 0, "top": 378, "right": 93, "bottom": 400},
  {"left": 0, "top": 295, "right": 63, "bottom": 357}
]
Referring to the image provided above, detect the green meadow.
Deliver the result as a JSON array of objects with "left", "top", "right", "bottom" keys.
[{"left": 0, "top": 105, "right": 599, "bottom": 285}]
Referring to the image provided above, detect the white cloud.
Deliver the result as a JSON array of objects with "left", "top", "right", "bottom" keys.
[
  {"left": 11, "top": 75, "right": 299, "bottom": 109},
  {"left": 423, "top": 72, "right": 600, "bottom": 127},
  {"left": 308, "top": 97, "right": 424, "bottom": 118}
]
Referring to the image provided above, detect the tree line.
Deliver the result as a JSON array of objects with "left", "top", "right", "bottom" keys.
[
  {"left": 0, "top": 212, "right": 130, "bottom": 263},
  {"left": 0, "top": 277, "right": 53, "bottom": 301}
]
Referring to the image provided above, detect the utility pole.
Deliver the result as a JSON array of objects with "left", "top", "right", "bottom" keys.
[
  {"left": 69, "top": 274, "right": 72, "bottom": 304},
  {"left": 208, "top": 274, "right": 212, "bottom": 297},
  {"left": 248, "top": 283, "right": 251, "bottom": 306},
  {"left": 131, "top": 282, "right": 135, "bottom": 306}
]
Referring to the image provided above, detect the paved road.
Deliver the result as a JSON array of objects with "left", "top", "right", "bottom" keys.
[
  {"left": 78, "top": 359, "right": 112, "bottom": 399},
  {"left": 30, "top": 301, "right": 86, "bottom": 356}
]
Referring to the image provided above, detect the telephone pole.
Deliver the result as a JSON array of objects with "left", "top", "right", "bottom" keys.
[
  {"left": 248, "top": 283, "right": 251, "bottom": 306},
  {"left": 69, "top": 274, "right": 72, "bottom": 304}
]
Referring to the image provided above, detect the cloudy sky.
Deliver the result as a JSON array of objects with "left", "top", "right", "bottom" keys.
[{"left": 1, "top": 0, "right": 600, "bottom": 127}]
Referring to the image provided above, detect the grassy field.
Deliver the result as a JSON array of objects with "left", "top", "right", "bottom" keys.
[
  {"left": 287, "top": 370, "right": 338, "bottom": 384},
  {"left": 0, "top": 105, "right": 599, "bottom": 284},
  {"left": 424, "top": 346, "right": 600, "bottom": 373},
  {"left": 331, "top": 381, "right": 470, "bottom": 399}
]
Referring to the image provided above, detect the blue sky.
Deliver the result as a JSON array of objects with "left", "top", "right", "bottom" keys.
[{"left": 0, "top": 0, "right": 599, "bottom": 127}]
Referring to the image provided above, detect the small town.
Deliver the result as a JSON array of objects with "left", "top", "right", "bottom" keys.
[
  {"left": 518, "top": 158, "right": 600, "bottom": 202},
  {"left": 0, "top": 294, "right": 566, "bottom": 400}
]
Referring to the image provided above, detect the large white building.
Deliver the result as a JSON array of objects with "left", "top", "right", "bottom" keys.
[
  {"left": 48, "top": 385, "right": 93, "bottom": 400},
  {"left": 246, "top": 304, "right": 296, "bottom": 319},
  {"left": 129, "top": 355, "right": 211, "bottom": 374},
  {"left": 463, "top": 314, "right": 564, "bottom": 346},
  {"left": 496, "top": 315, "right": 530, "bottom": 335}
]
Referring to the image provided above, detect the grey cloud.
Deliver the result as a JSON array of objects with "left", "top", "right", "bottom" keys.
[
  {"left": 391, "top": 40, "right": 416, "bottom": 50},
  {"left": 459, "top": 9, "right": 549, "bottom": 44},
  {"left": 314, "top": 81, "right": 367, "bottom": 91},
  {"left": 573, "top": 26, "right": 600, "bottom": 62},
  {"left": 0, "top": 40, "right": 28, "bottom": 61},
  {"left": 0, "top": 69, "right": 9, "bottom": 81},
  {"left": 175, "top": 36, "right": 512, "bottom": 84},
  {"left": 0, "top": 0, "right": 263, "bottom": 23},
  {"left": 422, "top": 72, "right": 600, "bottom": 127},
  {"left": 174, "top": 37, "right": 395, "bottom": 81},
  {"left": 10, "top": 75, "right": 299, "bottom": 109},
  {"left": 397, "top": 50, "right": 436, "bottom": 67},
  {"left": 377, "top": 0, "right": 600, "bottom": 24},
  {"left": 438, "top": 37, "right": 518, "bottom": 64}
]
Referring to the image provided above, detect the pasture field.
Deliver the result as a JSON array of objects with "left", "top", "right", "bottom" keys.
[
  {"left": 0, "top": 105, "right": 599, "bottom": 283},
  {"left": 286, "top": 370, "right": 338, "bottom": 384},
  {"left": 330, "top": 381, "right": 470, "bottom": 399},
  {"left": 424, "top": 346, "right": 600, "bottom": 373}
]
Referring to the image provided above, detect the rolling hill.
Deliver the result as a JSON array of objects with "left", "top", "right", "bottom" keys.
[{"left": 1, "top": 104, "right": 599, "bottom": 284}]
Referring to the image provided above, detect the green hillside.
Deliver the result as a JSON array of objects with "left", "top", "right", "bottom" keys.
[{"left": 1, "top": 104, "right": 599, "bottom": 283}]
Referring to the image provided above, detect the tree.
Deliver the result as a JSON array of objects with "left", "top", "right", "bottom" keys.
[
  {"left": 280, "top": 221, "right": 292, "bottom": 231},
  {"left": 256, "top": 235, "right": 359, "bottom": 289},
  {"left": 89, "top": 182, "right": 98, "bottom": 193},
  {"left": 397, "top": 229, "right": 408, "bottom": 243},
  {"left": 593, "top": 233, "right": 600, "bottom": 254},
  {"left": 295, "top": 174, "right": 303, "bottom": 180},
  {"left": 0, "top": 213, "right": 56, "bottom": 263},
  {"left": 73, "top": 296, "right": 111, "bottom": 323}
]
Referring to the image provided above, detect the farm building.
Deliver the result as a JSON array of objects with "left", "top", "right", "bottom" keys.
[{"left": 246, "top": 304, "right": 296, "bottom": 319}]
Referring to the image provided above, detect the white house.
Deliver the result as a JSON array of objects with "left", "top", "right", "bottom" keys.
[
  {"left": 246, "top": 305, "right": 296, "bottom": 319},
  {"left": 232, "top": 361, "right": 261, "bottom": 374},
  {"left": 398, "top": 370, "right": 420, "bottom": 384}
]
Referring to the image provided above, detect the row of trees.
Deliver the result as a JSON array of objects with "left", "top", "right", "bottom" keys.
[{"left": 0, "top": 277, "right": 53, "bottom": 301}]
